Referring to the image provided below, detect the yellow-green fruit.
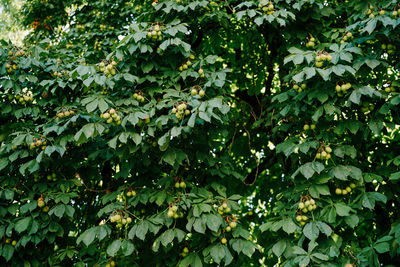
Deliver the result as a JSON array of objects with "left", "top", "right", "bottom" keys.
[
  {"left": 303, "top": 124, "right": 310, "bottom": 130},
  {"left": 183, "top": 247, "right": 189, "bottom": 253},
  {"left": 221, "top": 237, "right": 227, "bottom": 244},
  {"left": 350, "top": 183, "right": 356, "bottom": 189},
  {"left": 175, "top": 182, "right": 180, "bottom": 188},
  {"left": 11, "top": 240, "right": 17, "bottom": 246},
  {"left": 43, "top": 206, "right": 50, "bottom": 212},
  {"left": 38, "top": 199, "right": 44, "bottom": 208},
  {"left": 180, "top": 181, "right": 186, "bottom": 188},
  {"left": 226, "top": 226, "right": 232, "bottom": 232},
  {"left": 229, "top": 221, "right": 237, "bottom": 228}
]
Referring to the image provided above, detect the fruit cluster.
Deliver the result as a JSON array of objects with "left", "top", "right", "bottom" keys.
[
  {"left": 335, "top": 183, "right": 356, "bottom": 195},
  {"left": 110, "top": 213, "right": 132, "bottom": 226},
  {"left": 4, "top": 238, "right": 17, "bottom": 246},
  {"left": 133, "top": 92, "right": 145, "bottom": 102},
  {"left": 306, "top": 37, "right": 316, "bottom": 48},
  {"left": 315, "top": 52, "right": 332, "bottom": 67},
  {"left": 52, "top": 71, "right": 62, "bottom": 78},
  {"left": 303, "top": 123, "right": 316, "bottom": 131},
  {"left": 14, "top": 91, "right": 34, "bottom": 105},
  {"left": 105, "top": 260, "right": 116, "bottom": 267},
  {"left": 15, "top": 50, "right": 26, "bottom": 57},
  {"left": 393, "top": 8, "right": 400, "bottom": 17},
  {"left": 178, "top": 55, "right": 195, "bottom": 71},
  {"left": 174, "top": 179, "right": 187, "bottom": 189},
  {"left": 29, "top": 137, "right": 47, "bottom": 150},
  {"left": 167, "top": 205, "right": 184, "bottom": 219},
  {"left": 147, "top": 24, "right": 163, "bottom": 41},
  {"left": 198, "top": 67, "right": 205, "bottom": 77},
  {"left": 99, "top": 60, "right": 117, "bottom": 77},
  {"left": 298, "top": 197, "right": 317, "bottom": 214},
  {"left": 126, "top": 190, "right": 136, "bottom": 197},
  {"left": 316, "top": 145, "right": 332, "bottom": 160},
  {"left": 5, "top": 62, "right": 17, "bottom": 73},
  {"left": 340, "top": 32, "right": 353, "bottom": 44},
  {"left": 172, "top": 102, "right": 190, "bottom": 120},
  {"left": 293, "top": 83, "right": 306, "bottom": 93},
  {"left": 258, "top": 2, "right": 275, "bottom": 15},
  {"left": 335, "top": 82, "right": 352, "bottom": 97},
  {"left": 37, "top": 197, "right": 50, "bottom": 212},
  {"left": 225, "top": 220, "right": 237, "bottom": 232},
  {"left": 94, "top": 39, "right": 102, "bottom": 50},
  {"left": 218, "top": 201, "right": 231, "bottom": 215},
  {"left": 381, "top": 44, "right": 396, "bottom": 54},
  {"left": 47, "top": 173, "right": 57, "bottom": 181},
  {"left": 384, "top": 85, "right": 396, "bottom": 93},
  {"left": 180, "top": 247, "right": 189, "bottom": 257},
  {"left": 191, "top": 85, "right": 205, "bottom": 97},
  {"left": 100, "top": 108, "right": 121, "bottom": 125},
  {"left": 360, "top": 101, "right": 374, "bottom": 113},
  {"left": 56, "top": 108, "right": 75, "bottom": 118},
  {"left": 296, "top": 214, "right": 309, "bottom": 226},
  {"left": 99, "top": 24, "right": 114, "bottom": 31}
]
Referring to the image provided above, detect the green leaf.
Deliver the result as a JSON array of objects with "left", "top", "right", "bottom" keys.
[
  {"left": 272, "top": 240, "right": 287, "bottom": 257},
  {"left": 107, "top": 239, "right": 122, "bottom": 257},
  {"left": 303, "top": 222, "right": 319, "bottom": 240},
  {"left": 210, "top": 244, "right": 225, "bottom": 264},
  {"left": 15, "top": 217, "right": 31, "bottom": 233}
]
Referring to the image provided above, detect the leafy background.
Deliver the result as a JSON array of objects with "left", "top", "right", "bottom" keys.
[{"left": 1, "top": 0, "right": 400, "bottom": 266}]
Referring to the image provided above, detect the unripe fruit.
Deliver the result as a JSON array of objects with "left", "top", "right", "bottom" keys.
[
  {"left": 43, "top": 206, "right": 50, "bottom": 212},
  {"left": 183, "top": 247, "right": 189, "bottom": 253},
  {"left": 310, "top": 199, "right": 315, "bottom": 205},
  {"left": 167, "top": 210, "right": 174, "bottom": 217},
  {"left": 11, "top": 240, "right": 17, "bottom": 246},
  {"left": 310, "top": 124, "right": 316, "bottom": 130},
  {"left": 103, "top": 113, "right": 110, "bottom": 119},
  {"left": 303, "top": 124, "right": 310, "bottom": 130},
  {"left": 229, "top": 221, "right": 237, "bottom": 228},
  {"left": 38, "top": 199, "right": 45, "bottom": 207},
  {"left": 296, "top": 215, "right": 302, "bottom": 222},
  {"left": 346, "top": 186, "right": 351, "bottom": 192},
  {"left": 226, "top": 226, "right": 232, "bottom": 232},
  {"left": 305, "top": 200, "right": 311, "bottom": 207},
  {"left": 301, "top": 215, "right": 308, "bottom": 221},
  {"left": 321, "top": 151, "right": 327, "bottom": 158},
  {"left": 198, "top": 68, "right": 204, "bottom": 75},
  {"left": 191, "top": 89, "right": 197, "bottom": 95},
  {"left": 199, "top": 89, "right": 205, "bottom": 97},
  {"left": 325, "top": 146, "right": 332, "bottom": 153},
  {"left": 350, "top": 183, "right": 356, "bottom": 189},
  {"left": 110, "top": 261, "right": 116, "bottom": 267},
  {"left": 175, "top": 182, "right": 180, "bottom": 188},
  {"left": 345, "top": 264, "right": 353, "bottom": 267},
  {"left": 221, "top": 237, "right": 227, "bottom": 244},
  {"left": 316, "top": 153, "right": 321, "bottom": 159},
  {"left": 180, "top": 181, "right": 186, "bottom": 188},
  {"left": 342, "top": 189, "right": 348, "bottom": 195},
  {"left": 335, "top": 188, "right": 342, "bottom": 195},
  {"left": 298, "top": 202, "right": 305, "bottom": 209},
  {"left": 300, "top": 221, "right": 306, "bottom": 226},
  {"left": 185, "top": 110, "right": 190, "bottom": 115}
]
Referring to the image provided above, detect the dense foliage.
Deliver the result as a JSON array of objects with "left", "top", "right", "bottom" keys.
[{"left": 1, "top": 0, "right": 400, "bottom": 266}]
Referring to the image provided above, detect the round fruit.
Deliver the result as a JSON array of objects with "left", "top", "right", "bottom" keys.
[
  {"left": 350, "top": 183, "right": 356, "bottom": 189},
  {"left": 11, "top": 240, "right": 17, "bottom": 246},
  {"left": 305, "top": 200, "right": 311, "bottom": 207},
  {"left": 172, "top": 205, "right": 178, "bottom": 212},
  {"left": 325, "top": 146, "right": 332, "bottom": 153},
  {"left": 199, "top": 89, "right": 205, "bottom": 97},
  {"left": 300, "top": 221, "right": 306, "bottom": 226},
  {"left": 303, "top": 124, "right": 310, "bottom": 130},
  {"left": 175, "top": 182, "right": 180, "bottom": 188},
  {"left": 310, "top": 124, "right": 316, "bottom": 130},
  {"left": 167, "top": 210, "right": 174, "bottom": 217},
  {"left": 298, "top": 202, "right": 305, "bottom": 209},
  {"left": 229, "top": 221, "right": 237, "bottom": 228},
  {"left": 342, "top": 189, "right": 348, "bottom": 195},
  {"left": 321, "top": 151, "right": 327, "bottom": 158},
  {"left": 180, "top": 181, "right": 186, "bottom": 188},
  {"left": 335, "top": 188, "right": 342, "bottom": 195},
  {"left": 221, "top": 237, "right": 227, "bottom": 244},
  {"left": 38, "top": 199, "right": 45, "bottom": 207},
  {"left": 226, "top": 226, "right": 232, "bottom": 232},
  {"left": 43, "top": 206, "right": 50, "bottom": 212},
  {"left": 296, "top": 215, "right": 302, "bottom": 222},
  {"left": 346, "top": 186, "right": 351, "bottom": 192},
  {"left": 183, "top": 247, "right": 189, "bottom": 253},
  {"left": 110, "top": 261, "right": 116, "bottom": 267}
]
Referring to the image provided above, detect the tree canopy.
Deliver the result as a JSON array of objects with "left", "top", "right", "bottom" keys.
[{"left": 1, "top": 0, "right": 400, "bottom": 266}]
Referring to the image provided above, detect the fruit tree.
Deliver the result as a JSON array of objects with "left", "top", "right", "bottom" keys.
[{"left": 1, "top": 0, "right": 400, "bottom": 266}]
